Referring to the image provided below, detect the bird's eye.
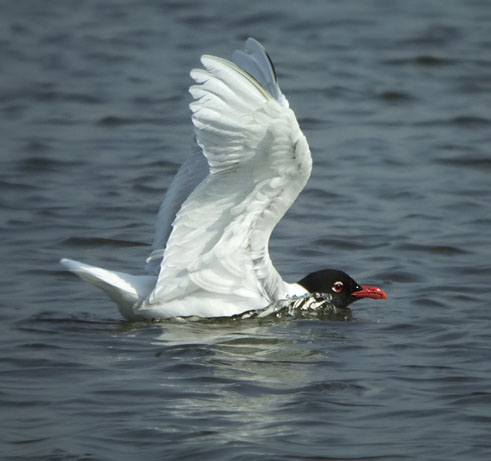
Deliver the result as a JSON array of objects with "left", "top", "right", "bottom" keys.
[{"left": 332, "top": 281, "right": 344, "bottom": 293}]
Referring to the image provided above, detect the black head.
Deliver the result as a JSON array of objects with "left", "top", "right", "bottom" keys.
[{"left": 297, "top": 269, "right": 387, "bottom": 309}]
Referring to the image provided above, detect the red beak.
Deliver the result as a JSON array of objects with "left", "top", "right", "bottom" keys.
[{"left": 352, "top": 285, "right": 387, "bottom": 300}]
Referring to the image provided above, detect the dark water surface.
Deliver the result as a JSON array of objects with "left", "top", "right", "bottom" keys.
[{"left": 2, "top": 1, "right": 491, "bottom": 459}]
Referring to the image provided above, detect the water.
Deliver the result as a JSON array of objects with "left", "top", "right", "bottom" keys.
[{"left": 2, "top": 0, "right": 491, "bottom": 459}]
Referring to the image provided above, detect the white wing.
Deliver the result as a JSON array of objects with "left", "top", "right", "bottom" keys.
[
  {"left": 144, "top": 50, "right": 312, "bottom": 315},
  {"left": 145, "top": 38, "right": 288, "bottom": 277}
]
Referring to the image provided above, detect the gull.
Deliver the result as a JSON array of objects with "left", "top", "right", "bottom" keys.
[{"left": 60, "top": 38, "right": 386, "bottom": 320}]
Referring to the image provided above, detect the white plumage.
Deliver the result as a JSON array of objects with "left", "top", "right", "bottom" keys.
[{"left": 61, "top": 38, "right": 312, "bottom": 320}]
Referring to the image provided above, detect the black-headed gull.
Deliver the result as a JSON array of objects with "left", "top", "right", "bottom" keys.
[{"left": 60, "top": 38, "right": 387, "bottom": 320}]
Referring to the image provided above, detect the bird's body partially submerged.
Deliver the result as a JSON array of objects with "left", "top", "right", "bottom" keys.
[{"left": 60, "top": 38, "right": 386, "bottom": 320}]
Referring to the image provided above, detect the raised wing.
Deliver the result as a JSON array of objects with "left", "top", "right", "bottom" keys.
[
  {"left": 145, "top": 47, "right": 312, "bottom": 311},
  {"left": 145, "top": 38, "right": 287, "bottom": 276}
]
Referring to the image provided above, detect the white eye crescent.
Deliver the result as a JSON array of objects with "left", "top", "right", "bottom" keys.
[{"left": 332, "top": 281, "right": 344, "bottom": 293}]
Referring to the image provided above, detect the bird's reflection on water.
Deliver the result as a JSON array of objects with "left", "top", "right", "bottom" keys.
[{"left": 140, "top": 309, "right": 352, "bottom": 442}]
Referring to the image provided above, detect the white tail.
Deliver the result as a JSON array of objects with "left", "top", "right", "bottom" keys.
[{"left": 60, "top": 258, "right": 156, "bottom": 320}]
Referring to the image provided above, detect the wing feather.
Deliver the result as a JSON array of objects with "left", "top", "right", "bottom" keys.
[
  {"left": 144, "top": 42, "right": 312, "bottom": 315},
  {"left": 145, "top": 144, "right": 208, "bottom": 275},
  {"left": 232, "top": 37, "right": 288, "bottom": 107}
]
